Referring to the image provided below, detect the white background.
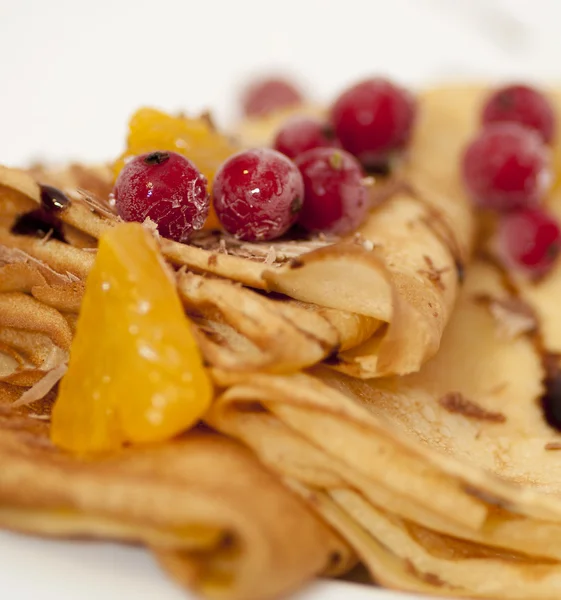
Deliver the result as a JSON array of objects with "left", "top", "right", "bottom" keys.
[
  {"left": 1, "top": 0, "right": 561, "bottom": 166},
  {"left": 0, "top": 1, "right": 559, "bottom": 598}
]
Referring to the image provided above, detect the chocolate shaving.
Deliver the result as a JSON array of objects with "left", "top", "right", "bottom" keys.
[
  {"left": 462, "top": 485, "right": 511, "bottom": 509},
  {"left": 0, "top": 245, "right": 77, "bottom": 286},
  {"left": 439, "top": 392, "right": 506, "bottom": 423},
  {"left": 73, "top": 189, "right": 118, "bottom": 220},
  {"left": 264, "top": 246, "right": 277, "bottom": 265},
  {"left": 12, "top": 363, "right": 67, "bottom": 408},
  {"left": 412, "top": 187, "right": 466, "bottom": 276},
  {"left": 543, "top": 353, "right": 561, "bottom": 380},
  {"left": 541, "top": 370, "right": 561, "bottom": 432},
  {"left": 418, "top": 255, "right": 450, "bottom": 291},
  {"left": 475, "top": 294, "right": 537, "bottom": 339},
  {"left": 545, "top": 442, "right": 561, "bottom": 450},
  {"left": 189, "top": 231, "right": 336, "bottom": 265}
]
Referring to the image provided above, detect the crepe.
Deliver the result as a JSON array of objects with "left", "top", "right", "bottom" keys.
[
  {"left": 206, "top": 254, "right": 561, "bottom": 598},
  {"left": 0, "top": 245, "right": 76, "bottom": 392},
  {"left": 0, "top": 382, "right": 352, "bottom": 600},
  {"left": 0, "top": 87, "right": 477, "bottom": 377}
]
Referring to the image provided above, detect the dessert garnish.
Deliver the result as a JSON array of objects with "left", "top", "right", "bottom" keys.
[
  {"left": 212, "top": 148, "right": 304, "bottom": 241},
  {"left": 9, "top": 82, "right": 561, "bottom": 600},
  {"left": 51, "top": 222, "right": 212, "bottom": 453},
  {"left": 113, "top": 107, "right": 240, "bottom": 230},
  {"left": 11, "top": 208, "right": 66, "bottom": 242},
  {"left": 461, "top": 82, "right": 561, "bottom": 278},
  {"left": 330, "top": 77, "right": 417, "bottom": 169},
  {"left": 273, "top": 116, "right": 339, "bottom": 159},
  {"left": 294, "top": 147, "right": 368, "bottom": 235},
  {"left": 114, "top": 150, "right": 210, "bottom": 242},
  {"left": 541, "top": 368, "right": 561, "bottom": 431},
  {"left": 241, "top": 76, "right": 303, "bottom": 117},
  {"left": 496, "top": 207, "right": 561, "bottom": 279},
  {"left": 11, "top": 184, "right": 71, "bottom": 242},
  {"left": 482, "top": 84, "right": 555, "bottom": 144},
  {"left": 462, "top": 122, "right": 551, "bottom": 211},
  {"left": 40, "top": 184, "right": 71, "bottom": 212}
]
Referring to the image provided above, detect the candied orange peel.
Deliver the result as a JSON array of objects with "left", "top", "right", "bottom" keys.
[
  {"left": 51, "top": 222, "right": 213, "bottom": 453},
  {"left": 113, "top": 108, "right": 240, "bottom": 230}
]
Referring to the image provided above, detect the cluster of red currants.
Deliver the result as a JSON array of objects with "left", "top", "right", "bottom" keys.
[
  {"left": 462, "top": 85, "right": 560, "bottom": 278},
  {"left": 113, "top": 77, "right": 416, "bottom": 243}
]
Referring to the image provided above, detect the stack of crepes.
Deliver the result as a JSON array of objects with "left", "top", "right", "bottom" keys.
[{"left": 3, "top": 84, "right": 561, "bottom": 600}]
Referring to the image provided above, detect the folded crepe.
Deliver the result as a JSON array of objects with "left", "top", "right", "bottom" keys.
[
  {"left": 0, "top": 86, "right": 478, "bottom": 377},
  {"left": 207, "top": 255, "right": 561, "bottom": 598},
  {"left": 0, "top": 245, "right": 77, "bottom": 395},
  {"left": 0, "top": 381, "right": 352, "bottom": 600}
]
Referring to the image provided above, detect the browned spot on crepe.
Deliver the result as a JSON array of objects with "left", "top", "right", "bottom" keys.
[{"left": 439, "top": 392, "right": 506, "bottom": 423}]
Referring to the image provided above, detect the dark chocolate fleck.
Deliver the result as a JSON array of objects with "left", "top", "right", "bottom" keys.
[
  {"left": 40, "top": 184, "right": 71, "bottom": 212},
  {"left": 545, "top": 442, "right": 561, "bottom": 450},
  {"left": 541, "top": 372, "right": 561, "bottom": 432},
  {"left": 11, "top": 209, "right": 66, "bottom": 242},
  {"left": 439, "top": 392, "right": 506, "bottom": 423}
]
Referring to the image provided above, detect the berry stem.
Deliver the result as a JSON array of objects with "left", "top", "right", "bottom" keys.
[{"left": 144, "top": 151, "right": 171, "bottom": 165}]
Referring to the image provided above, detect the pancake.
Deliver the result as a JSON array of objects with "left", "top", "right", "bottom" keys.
[
  {"left": 205, "top": 259, "right": 561, "bottom": 597},
  {"left": 0, "top": 87, "right": 477, "bottom": 378},
  {"left": 0, "top": 391, "right": 352, "bottom": 600}
]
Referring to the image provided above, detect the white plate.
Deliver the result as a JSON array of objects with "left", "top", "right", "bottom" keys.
[{"left": 0, "top": 530, "right": 445, "bottom": 600}]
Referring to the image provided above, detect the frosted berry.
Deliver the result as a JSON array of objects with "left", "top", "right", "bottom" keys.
[
  {"left": 113, "top": 151, "right": 209, "bottom": 243},
  {"left": 482, "top": 84, "right": 555, "bottom": 144},
  {"left": 212, "top": 148, "right": 304, "bottom": 241},
  {"left": 295, "top": 147, "right": 368, "bottom": 235},
  {"left": 242, "top": 77, "right": 303, "bottom": 118},
  {"left": 462, "top": 123, "right": 551, "bottom": 212},
  {"left": 497, "top": 207, "right": 561, "bottom": 277},
  {"left": 330, "top": 78, "right": 416, "bottom": 168},
  {"left": 274, "top": 117, "right": 340, "bottom": 159}
]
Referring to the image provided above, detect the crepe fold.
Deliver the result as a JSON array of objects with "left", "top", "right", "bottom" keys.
[
  {"left": 206, "top": 256, "right": 561, "bottom": 598},
  {"left": 0, "top": 86, "right": 478, "bottom": 377},
  {"left": 0, "top": 388, "right": 352, "bottom": 600},
  {"left": 0, "top": 243, "right": 79, "bottom": 398}
]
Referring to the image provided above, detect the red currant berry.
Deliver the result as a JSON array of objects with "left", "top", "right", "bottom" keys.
[
  {"left": 295, "top": 147, "right": 369, "bottom": 235},
  {"left": 273, "top": 117, "right": 340, "bottom": 160},
  {"left": 497, "top": 207, "right": 561, "bottom": 277},
  {"left": 462, "top": 123, "right": 551, "bottom": 212},
  {"left": 330, "top": 78, "right": 416, "bottom": 168},
  {"left": 113, "top": 151, "right": 209, "bottom": 243},
  {"left": 212, "top": 148, "right": 304, "bottom": 241},
  {"left": 482, "top": 84, "right": 555, "bottom": 144},
  {"left": 242, "top": 77, "right": 303, "bottom": 118}
]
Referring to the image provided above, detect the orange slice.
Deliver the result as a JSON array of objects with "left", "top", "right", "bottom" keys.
[{"left": 51, "top": 222, "right": 213, "bottom": 453}]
